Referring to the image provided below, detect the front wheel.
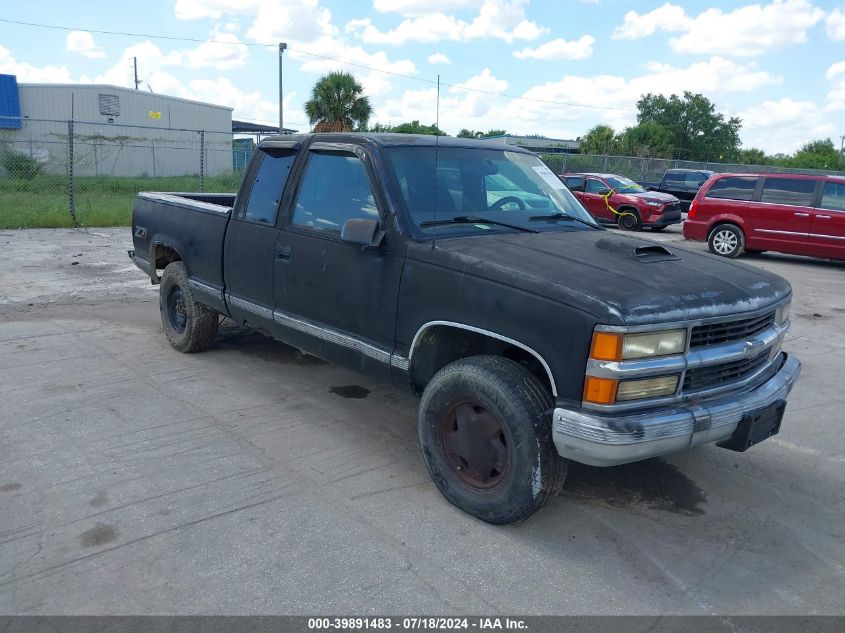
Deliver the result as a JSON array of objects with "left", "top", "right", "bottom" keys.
[
  {"left": 708, "top": 224, "right": 745, "bottom": 258},
  {"left": 418, "top": 355, "right": 567, "bottom": 524},
  {"left": 159, "top": 262, "right": 220, "bottom": 352},
  {"left": 617, "top": 209, "right": 642, "bottom": 231}
]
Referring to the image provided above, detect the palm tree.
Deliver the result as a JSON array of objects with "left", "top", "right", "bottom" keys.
[{"left": 305, "top": 71, "right": 372, "bottom": 133}]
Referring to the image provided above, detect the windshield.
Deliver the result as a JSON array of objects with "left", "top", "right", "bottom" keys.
[
  {"left": 605, "top": 176, "right": 645, "bottom": 194},
  {"left": 384, "top": 147, "right": 600, "bottom": 235}
]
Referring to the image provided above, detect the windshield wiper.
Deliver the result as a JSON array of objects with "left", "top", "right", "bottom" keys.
[
  {"left": 528, "top": 212, "right": 600, "bottom": 229},
  {"left": 420, "top": 215, "right": 539, "bottom": 233}
]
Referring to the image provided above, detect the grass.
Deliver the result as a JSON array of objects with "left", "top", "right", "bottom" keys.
[{"left": 0, "top": 174, "right": 242, "bottom": 229}]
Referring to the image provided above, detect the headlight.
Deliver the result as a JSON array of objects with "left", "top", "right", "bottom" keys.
[
  {"left": 590, "top": 329, "right": 686, "bottom": 361},
  {"left": 776, "top": 301, "right": 791, "bottom": 326},
  {"left": 645, "top": 200, "right": 663, "bottom": 207},
  {"left": 617, "top": 375, "right": 679, "bottom": 401}
]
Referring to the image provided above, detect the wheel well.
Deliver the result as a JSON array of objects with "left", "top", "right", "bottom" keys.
[
  {"left": 708, "top": 222, "right": 743, "bottom": 240},
  {"left": 153, "top": 244, "right": 182, "bottom": 277},
  {"left": 408, "top": 325, "right": 554, "bottom": 397}
]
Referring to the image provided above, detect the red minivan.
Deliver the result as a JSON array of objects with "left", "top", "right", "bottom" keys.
[{"left": 683, "top": 173, "right": 845, "bottom": 261}]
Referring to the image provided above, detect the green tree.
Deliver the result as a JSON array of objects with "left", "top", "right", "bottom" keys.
[
  {"left": 783, "top": 139, "right": 845, "bottom": 170},
  {"left": 457, "top": 128, "right": 507, "bottom": 138},
  {"left": 616, "top": 122, "right": 673, "bottom": 158},
  {"left": 305, "top": 71, "right": 372, "bottom": 132},
  {"left": 387, "top": 120, "right": 447, "bottom": 135},
  {"left": 578, "top": 124, "right": 617, "bottom": 155},
  {"left": 636, "top": 92, "right": 742, "bottom": 161},
  {"left": 737, "top": 148, "right": 771, "bottom": 165}
]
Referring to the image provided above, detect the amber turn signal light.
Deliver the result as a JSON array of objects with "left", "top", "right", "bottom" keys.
[
  {"left": 583, "top": 376, "right": 618, "bottom": 405},
  {"left": 590, "top": 331, "right": 622, "bottom": 361}
]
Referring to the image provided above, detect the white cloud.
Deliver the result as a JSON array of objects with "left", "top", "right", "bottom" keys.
[
  {"left": 183, "top": 31, "right": 249, "bottom": 70},
  {"left": 613, "top": 4, "right": 691, "bottom": 39},
  {"left": 828, "top": 8, "right": 845, "bottom": 40},
  {"left": 826, "top": 60, "right": 845, "bottom": 80},
  {"left": 346, "top": 0, "right": 546, "bottom": 45},
  {"left": 513, "top": 35, "right": 595, "bottom": 60},
  {"left": 738, "top": 98, "right": 837, "bottom": 153},
  {"left": 175, "top": 0, "right": 262, "bottom": 20},
  {"left": 65, "top": 31, "right": 106, "bottom": 59},
  {"left": 427, "top": 52, "right": 451, "bottom": 64},
  {"left": 613, "top": 0, "right": 824, "bottom": 57},
  {"left": 373, "top": 0, "right": 481, "bottom": 14},
  {"left": 0, "top": 45, "right": 73, "bottom": 83}
]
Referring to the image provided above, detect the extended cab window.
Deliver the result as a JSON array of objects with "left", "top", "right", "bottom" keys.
[
  {"left": 664, "top": 171, "right": 685, "bottom": 183},
  {"left": 242, "top": 149, "right": 296, "bottom": 224},
  {"left": 685, "top": 172, "right": 709, "bottom": 186},
  {"left": 760, "top": 177, "right": 817, "bottom": 207},
  {"left": 292, "top": 152, "right": 378, "bottom": 235},
  {"left": 706, "top": 176, "right": 757, "bottom": 201},
  {"left": 820, "top": 181, "right": 845, "bottom": 211}
]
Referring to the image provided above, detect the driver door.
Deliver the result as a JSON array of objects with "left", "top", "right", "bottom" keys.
[
  {"left": 583, "top": 177, "right": 612, "bottom": 221},
  {"left": 272, "top": 143, "right": 405, "bottom": 379}
]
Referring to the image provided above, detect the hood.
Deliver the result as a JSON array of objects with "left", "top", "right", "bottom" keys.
[
  {"left": 619, "top": 190, "right": 679, "bottom": 204},
  {"left": 408, "top": 230, "right": 791, "bottom": 325}
]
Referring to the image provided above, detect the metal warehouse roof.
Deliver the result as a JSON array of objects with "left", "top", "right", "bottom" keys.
[{"left": 19, "top": 83, "right": 234, "bottom": 111}]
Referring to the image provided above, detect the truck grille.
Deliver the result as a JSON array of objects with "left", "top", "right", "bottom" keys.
[
  {"left": 683, "top": 355, "right": 769, "bottom": 392},
  {"left": 690, "top": 312, "right": 775, "bottom": 348}
]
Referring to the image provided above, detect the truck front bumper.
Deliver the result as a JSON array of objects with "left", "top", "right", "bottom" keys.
[{"left": 552, "top": 354, "right": 801, "bottom": 466}]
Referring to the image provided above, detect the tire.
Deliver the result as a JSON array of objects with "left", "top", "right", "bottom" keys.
[
  {"left": 418, "top": 355, "right": 567, "bottom": 524},
  {"left": 708, "top": 224, "right": 745, "bottom": 259},
  {"left": 617, "top": 208, "right": 641, "bottom": 231},
  {"left": 159, "top": 261, "right": 219, "bottom": 353}
]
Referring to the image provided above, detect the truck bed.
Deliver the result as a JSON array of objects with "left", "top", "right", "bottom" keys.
[{"left": 130, "top": 192, "right": 235, "bottom": 295}]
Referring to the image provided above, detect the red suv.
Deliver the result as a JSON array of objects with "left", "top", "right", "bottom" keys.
[
  {"left": 683, "top": 173, "right": 845, "bottom": 261},
  {"left": 561, "top": 172, "right": 682, "bottom": 231}
]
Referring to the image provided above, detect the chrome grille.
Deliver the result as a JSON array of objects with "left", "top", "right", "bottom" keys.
[
  {"left": 690, "top": 312, "right": 775, "bottom": 348},
  {"left": 683, "top": 355, "right": 769, "bottom": 392}
]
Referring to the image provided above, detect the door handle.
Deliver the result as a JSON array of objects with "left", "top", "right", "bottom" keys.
[
  {"left": 794, "top": 212, "right": 810, "bottom": 217},
  {"left": 816, "top": 215, "right": 831, "bottom": 220},
  {"left": 275, "top": 245, "right": 293, "bottom": 261}
]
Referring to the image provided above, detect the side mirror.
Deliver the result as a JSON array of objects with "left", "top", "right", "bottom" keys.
[
  {"left": 597, "top": 188, "right": 612, "bottom": 196},
  {"left": 341, "top": 218, "right": 385, "bottom": 250}
]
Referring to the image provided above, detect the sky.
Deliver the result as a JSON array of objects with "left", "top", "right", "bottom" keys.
[{"left": 1, "top": 0, "right": 844, "bottom": 154}]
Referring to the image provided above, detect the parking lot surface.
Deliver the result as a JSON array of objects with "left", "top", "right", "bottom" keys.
[{"left": 1, "top": 226, "right": 843, "bottom": 615}]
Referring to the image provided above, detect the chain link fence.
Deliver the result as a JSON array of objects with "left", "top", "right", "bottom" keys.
[
  {"left": 0, "top": 116, "right": 253, "bottom": 228},
  {"left": 540, "top": 153, "right": 845, "bottom": 184},
  {"left": 3, "top": 117, "right": 844, "bottom": 229}
]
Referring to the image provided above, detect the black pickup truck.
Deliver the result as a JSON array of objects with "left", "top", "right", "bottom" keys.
[
  {"left": 640, "top": 168, "right": 715, "bottom": 212},
  {"left": 130, "top": 133, "right": 800, "bottom": 524}
]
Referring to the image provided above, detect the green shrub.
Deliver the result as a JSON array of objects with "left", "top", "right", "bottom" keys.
[{"left": 2, "top": 148, "right": 44, "bottom": 179}]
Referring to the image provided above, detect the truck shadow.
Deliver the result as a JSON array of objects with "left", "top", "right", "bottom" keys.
[
  {"left": 561, "top": 458, "right": 707, "bottom": 516},
  {"left": 214, "top": 320, "right": 329, "bottom": 365}
]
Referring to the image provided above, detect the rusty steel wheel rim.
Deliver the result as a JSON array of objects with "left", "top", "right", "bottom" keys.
[{"left": 438, "top": 398, "right": 511, "bottom": 491}]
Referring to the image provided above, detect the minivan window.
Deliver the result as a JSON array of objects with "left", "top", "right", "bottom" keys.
[
  {"left": 760, "top": 177, "right": 816, "bottom": 207},
  {"left": 820, "top": 181, "right": 845, "bottom": 212},
  {"left": 705, "top": 176, "right": 757, "bottom": 201}
]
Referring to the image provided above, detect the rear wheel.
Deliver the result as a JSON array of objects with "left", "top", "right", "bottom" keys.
[
  {"left": 708, "top": 224, "right": 745, "bottom": 258},
  {"left": 418, "top": 355, "right": 567, "bottom": 524},
  {"left": 617, "top": 209, "right": 641, "bottom": 231},
  {"left": 159, "top": 262, "right": 219, "bottom": 352}
]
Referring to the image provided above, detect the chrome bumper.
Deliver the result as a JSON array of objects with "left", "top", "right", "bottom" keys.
[{"left": 552, "top": 353, "right": 801, "bottom": 466}]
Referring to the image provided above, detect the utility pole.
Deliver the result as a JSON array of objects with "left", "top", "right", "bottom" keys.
[
  {"left": 279, "top": 43, "right": 287, "bottom": 135},
  {"left": 133, "top": 57, "right": 141, "bottom": 90},
  {"left": 840, "top": 135, "right": 844, "bottom": 154}
]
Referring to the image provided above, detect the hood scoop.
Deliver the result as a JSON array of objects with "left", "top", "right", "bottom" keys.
[
  {"left": 594, "top": 238, "right": 680, "bottom": 262},
  {"left": 634, "top": 244, "right": 679, "bottom": 262}
]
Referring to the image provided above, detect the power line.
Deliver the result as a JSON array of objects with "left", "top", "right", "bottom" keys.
[{"left": 0, "top": 17, "right": 634, "bottom": 112}]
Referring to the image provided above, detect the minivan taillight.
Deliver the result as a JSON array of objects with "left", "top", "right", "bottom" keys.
[{"left": 688, "top": 198, "right": 699, "bottom": 219}]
